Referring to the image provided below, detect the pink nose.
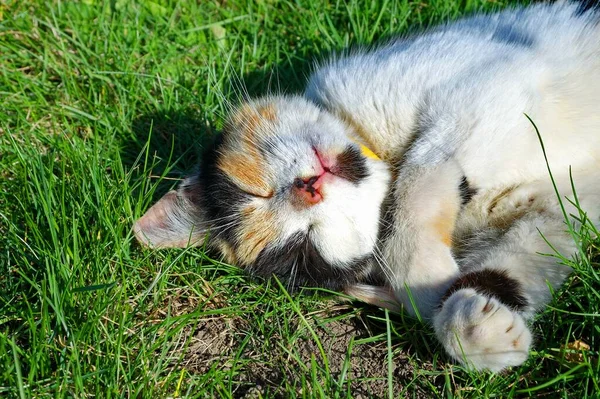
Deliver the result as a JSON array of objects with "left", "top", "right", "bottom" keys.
[{"left": 293, "top": 176, "right": 323, "bottom": 205}]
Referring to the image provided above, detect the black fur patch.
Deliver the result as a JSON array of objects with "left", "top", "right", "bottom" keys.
[
  {"left": 375, "top": 173, "right": 396, "bottom": 243},
  {"left": 576, "top": 0, "right": 600, "bottom": 16},
  {"left": 334, "top": 146, "right": 369, "bottom": 184},
  {"left": 440, "top": 269, "right": 528, "bottom": 311},
  {"left": 251, "top": 232, "right": 372, "bottom": 290},
  {"left": 458, "top": 176, "right": 477, "bottom": 205},
  {"left": 195, "top": 137, "right": 247, "bottom": 241}
]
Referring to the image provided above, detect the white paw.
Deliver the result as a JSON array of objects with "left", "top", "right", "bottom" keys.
[{"left": 433, "top": 288, "right": 532, "bottom": 371}]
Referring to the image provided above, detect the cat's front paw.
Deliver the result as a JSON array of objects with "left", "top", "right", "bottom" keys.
[{"left": 433, "top": 288, "right": 532, "bottom": 371}]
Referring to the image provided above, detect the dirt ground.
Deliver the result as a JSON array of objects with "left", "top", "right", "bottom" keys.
[{"left": 177, "top": 303, "right": 444, "bottom": 398}]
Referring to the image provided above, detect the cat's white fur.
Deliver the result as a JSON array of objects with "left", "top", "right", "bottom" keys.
[
  {"left": 135, "top": 2, "right": 600, "bottom": 371},
  {"left": 305, "top": 1, "right": 600, "bottom": 371}
]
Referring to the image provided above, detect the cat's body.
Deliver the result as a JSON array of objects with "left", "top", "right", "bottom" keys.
[{"left": 134, "top": 2, "right": 600, "bottom": 371}]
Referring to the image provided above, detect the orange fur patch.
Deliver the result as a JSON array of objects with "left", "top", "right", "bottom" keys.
[
  {"left": 218, "top": 103, "right": 278, "bottom": 198},
  {"left": 218, "top": 152, "right": 272, "bottom": 197},
  {"left": 434, "top": 219, "right": 454, "bottom": 246},
  {"left": 229, "top": 103, "right": 277, "bottom": 140},
  {"left": 230, "top": 105, "right": 260, "bottom": 136},
  {"left": 216, "top": 102, "right": 281, "bottom": 264},
  {"left": 257, "top": 104, "right": 276, "bottom": 121},
  {"left": 432, "top": 202, "right": 458, "bottom": 247},
  {"left": 214, "top": 238, "right": 238, "bottom": 265},
  {"left": 235, "top": 206, "right": 279, "bottom": 265}
]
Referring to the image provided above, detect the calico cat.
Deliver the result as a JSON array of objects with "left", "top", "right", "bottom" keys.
[{"left": 133, "top": 2, "right": 600, "bottom": 371}]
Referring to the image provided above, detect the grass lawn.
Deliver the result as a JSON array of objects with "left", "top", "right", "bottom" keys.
[{"left": 1, "top": 0, "right": 599, "bottom": 397}]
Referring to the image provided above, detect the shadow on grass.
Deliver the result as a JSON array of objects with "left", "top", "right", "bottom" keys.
[
  {"left": 122, "top": 54, "right": 315, "bottom": 205},
  {"left": 124, "top": 108, "right": 212, "bottom": 201}
]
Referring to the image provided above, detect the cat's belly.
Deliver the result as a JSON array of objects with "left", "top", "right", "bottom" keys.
[
  {"left": 455, "top": 79, "right": 600, "bottom": 188},
  {"left": 457, "top": 130, "right": 600, "bottom": 190}
]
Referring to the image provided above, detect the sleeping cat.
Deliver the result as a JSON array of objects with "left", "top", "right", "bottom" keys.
[{"left": 133, "top": 2, "right": 600, "bottom": 371}]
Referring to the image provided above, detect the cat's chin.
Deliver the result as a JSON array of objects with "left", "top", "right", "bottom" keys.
[{"left": 306, "top": 170, "right": 391, "bottom": 266}]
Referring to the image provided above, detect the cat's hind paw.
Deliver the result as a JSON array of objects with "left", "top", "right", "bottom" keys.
[{"left": 433, "top": 288, "right": 532, "bottom": 372}]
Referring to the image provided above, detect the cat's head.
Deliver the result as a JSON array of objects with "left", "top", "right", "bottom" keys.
[{"left": 134, "top": 95, "right": 392, "bottom": 289}]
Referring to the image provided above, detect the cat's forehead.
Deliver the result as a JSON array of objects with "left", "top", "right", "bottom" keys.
[
  {"left": 216, "top": 101, "right": 280, "bottom": 198},
  {"left": 227, "top": 102, "right": 278, "bottom": 141},
  {"left": 221, "top": 96, "right": 322, "bottom": 145},
  {"left": 215, "top": 96, "right": 322, "bottom": 197}
]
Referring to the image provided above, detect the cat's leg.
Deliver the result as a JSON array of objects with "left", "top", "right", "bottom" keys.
[
  {"left": 434, "top": 215, "right": 569, "bottom": 371},
  {"left": 382, "top": 159, "right": 466, "bottom": 319},
  {"left": 434, "top": 176, "right": 600, "bottom": 371}
]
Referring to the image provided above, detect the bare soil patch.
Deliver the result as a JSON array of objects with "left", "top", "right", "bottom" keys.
[{"left": 179, "top": 303, "right": 443, "bottom": 398}]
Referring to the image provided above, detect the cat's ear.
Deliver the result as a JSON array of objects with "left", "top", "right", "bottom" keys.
[{"left": 133, "top": 177, "right": 207, "bottom": 248}]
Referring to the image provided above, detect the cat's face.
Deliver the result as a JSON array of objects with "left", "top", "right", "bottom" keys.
[{"left": 134, "top": 95, "right": 391, "bottom": 289}]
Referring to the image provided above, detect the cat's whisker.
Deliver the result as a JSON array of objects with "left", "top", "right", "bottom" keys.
[
  {"left": 223, "top": 65, "right": 249, "bottom": 104},
  {"left": 372, "top": 244, "right": 395, "bottom": 283},
  {"left": 203, "top": 65, "right": 239, "bottom": 122},
  {"left": 300, "top": 237, "right": 317, "bottom": 284},
  {"left": 288, "top": 253, "right": 300, "bottom": 291},
  {"left": 201, "top": 213, "right": 240, "bottom": 224},
  {"left": 209, "top": 219, "right": 242, "bottom": 236}
]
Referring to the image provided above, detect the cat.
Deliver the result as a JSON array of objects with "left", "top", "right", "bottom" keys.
[{"left": 133, "top": 1, "right": 600, "bottom": 371}]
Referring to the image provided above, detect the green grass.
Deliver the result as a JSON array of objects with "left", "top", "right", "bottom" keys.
[{"left": 1, "top": 0, "right": 598, "bottom": 397}]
